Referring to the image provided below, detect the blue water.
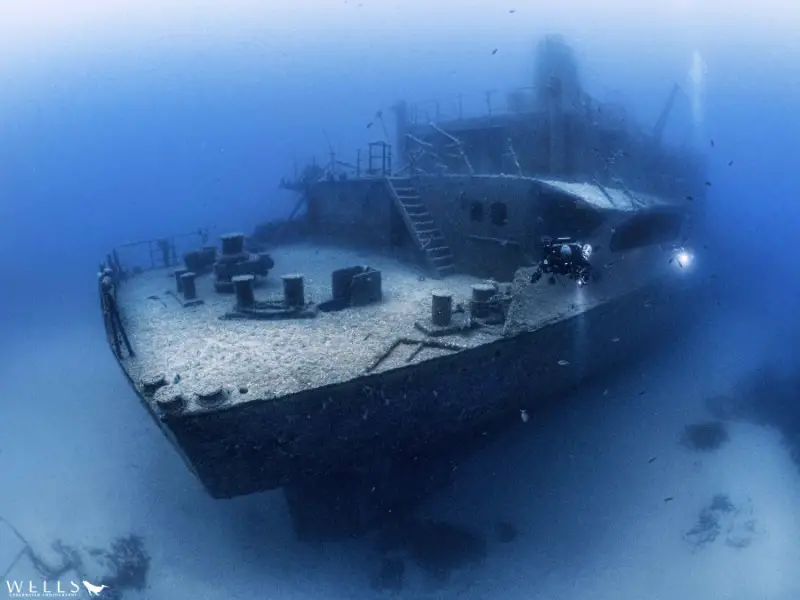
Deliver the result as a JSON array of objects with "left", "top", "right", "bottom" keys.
[{"left": 1, "top": 4, "right": 799, "bottom": 599}]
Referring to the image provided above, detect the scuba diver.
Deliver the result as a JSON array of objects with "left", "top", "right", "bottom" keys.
[{"left": 530, "top": 237, "right": 595, "bottom": 286}]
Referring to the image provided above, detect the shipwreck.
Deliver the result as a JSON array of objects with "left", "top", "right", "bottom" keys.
[{"left": 98, "top": 35, "right": 711, "bottom": 538}]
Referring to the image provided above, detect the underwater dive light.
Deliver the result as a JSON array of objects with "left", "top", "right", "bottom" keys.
[{"left": 673, "top": 248, "right": 693, "bottom": 269}]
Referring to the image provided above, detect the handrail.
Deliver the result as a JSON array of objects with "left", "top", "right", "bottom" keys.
[
  {"left": 403, "top": 84, "right": 628, "bottom": 126},
  {"left": 406, "top": 86, "right": 541, "bottom": 125},
  {"left": 108, "top": 229, "right": 210, "bottom": 275}
]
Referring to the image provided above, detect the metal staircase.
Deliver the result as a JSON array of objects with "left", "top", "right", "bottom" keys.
[{"left": 386, "top": 177, "right": 455, "bottom": 278}]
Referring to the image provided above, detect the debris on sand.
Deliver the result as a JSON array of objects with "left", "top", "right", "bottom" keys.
[
  {"left": 0, "top": 519, "right": 150, "bottom": 600},
  {"left": 681, "top": 421, "right": 729, "bottom": 452},
  {"left": 684, "top": 494, "right": 761, "bottom": 552}
]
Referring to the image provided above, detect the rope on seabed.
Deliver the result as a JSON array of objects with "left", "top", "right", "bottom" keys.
[
  {"left": 0, "top": 515, "right": 28, "bottom": 579},
  {"left": 0, "top": 515, "right": 76, "bottom": 580}
]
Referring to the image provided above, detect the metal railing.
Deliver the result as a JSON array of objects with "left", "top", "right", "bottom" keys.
[
  {"left": 282, "top": 141, "right": 394, "bottom": 187},
  {"left": 107, "top": 229, "right": 210, "bottom": 276},
  {"left": 405, "top": 85, "right": 619, "bottom": 126},
  {"left": 406, "top": 86, "right": 541, "bottom": 125}
]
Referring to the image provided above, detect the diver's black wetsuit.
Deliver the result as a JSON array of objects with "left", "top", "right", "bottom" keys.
[{"left": 530, "top": 242, "right": 593, "bottom": 285}]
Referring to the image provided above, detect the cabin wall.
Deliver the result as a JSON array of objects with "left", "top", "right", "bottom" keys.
[
  {"left": 416, "top": 175, "right": 542, "bottom": 280},
  {"left": 509, "top": 120, "right": 551, "bottom": 175},
  {"left": 307, "top": 179, "right": 392, "bottom": 247}
]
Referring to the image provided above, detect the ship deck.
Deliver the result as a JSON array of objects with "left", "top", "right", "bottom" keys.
[
  {"left": 117, "top": 243, "right": 500, "bottom": 412},
  {"left": 115, "top": 242, "right": 670, "bottom": 415}
]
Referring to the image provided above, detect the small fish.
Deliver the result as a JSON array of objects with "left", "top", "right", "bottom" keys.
[
  {"left": 710, "top": 139, "right": 715, "bottom": 147},
  {"left": 648, "top": 456, "right": 656, "bottom": 463},
  {"left": 664, "top": 496, "right": 674, "bottom": 503},
  {"left": 509, "top": 8, "right": 516, "bottom": 12},
  {"left": 520, "top": 409, "right": 529, "bottom": 423},
  {"left": 685, "top": 195, "right": 693, "bottom": 201},
  {"left": 643, "top": 300, "right": 654, "bottom": 307},
  {"left": 557, "top": 359, "right": 570, "bottom": 366},
  {"left": 611, "top": 337, "right": 620, "bottom": 343},
  {"left": 603, "top": 389, "right": 608, "bottom": 396},
  {"left": 728, "top": 160, "right": 733, "bottom": 166},
  {"left": 638, "top": 390, "right": 647, "bottom": 396},
  {"left": 491, "top": 48, "right": 498, "bottom": 55},
  {"left": 604, "top": 261, "right": 614, "bottom": 268},
  {"left": 366, "top": 122, "right": 373, "bottom": 128},
  {"left": 704, "top": 181, "right": 712, "bottom": 186}
]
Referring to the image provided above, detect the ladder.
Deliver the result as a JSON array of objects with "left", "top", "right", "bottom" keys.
[{"left": 385, "top": 177, "right": 455, "bottom": 278}]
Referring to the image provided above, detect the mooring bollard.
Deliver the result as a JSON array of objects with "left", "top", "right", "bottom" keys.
[
  {"left": 470, "top": 283, "right": 495, "bottom": 318},
  {"left": 154, "top": 387, "right": 185, "bottom": 414},
  {"left": 141, "top": 372, "right": 166, "bottom": 395},
  {"left": 180, "top": 272, "right": 198, "bottom": 300},
  {"left": 220, "top": 232, "right": 245, "bottom": 257},
  {"left": 282, "top": 274, "right": 305, "bottom": 307},
  {"left": 202, "top": 245, "right": 218, "bottom": 264},
  {"left": 232, "top": 274, "right": 255, "bottom": 308},
  {"left": 431, "top": 291, "right": 453, "bottom": 326},
  {"left": 174, "top": 268, "right": 189, "bottom": 293},
  {"left": 196, "top": 384, "right": 226, "bottom": 407}
]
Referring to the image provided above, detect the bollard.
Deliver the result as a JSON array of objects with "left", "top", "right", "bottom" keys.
[
  {"left": 180, "top": 272, "right": 198, "bottom": 300},
  {"left": 174, "top": 268, "right": 189, "bottom": 293},
  {"left": 220, "top": 233, "right": 245, "bottom": 256},
  {"left": 196, "top": 384, "right": 226, "bottom": 407},
  {"left": 184, "top": 251, "right": 200, "bottom": 273},
  {"left": 282, "top": 274, "right": 305, "bottom": 307},
  {"left": 202, "top": 245, "right": 218, "bottom": 263},
  {"left": 431, "top": 291, "right": 453, "bottom": 326},
  {"left": 332, "top": 266, "right": 363, "bottom": 302},
  {"left": 470, "top": 283, "right": 495, "bottom": 318},
  {"left": 351, "top": 268, "right": 382, "bottom": 306},
  {"left": 232, "top": 274, "right": 255, "bottom": 308},
  {"left": 141, "top": 372, "right": 166, "bottom": 395},
  {"left": 154, "top": 387, "right": 185, "bottom": 414}
]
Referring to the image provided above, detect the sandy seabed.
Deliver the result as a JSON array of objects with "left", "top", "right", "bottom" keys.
[{"left": 1, "top": 303, "right": 800, "bottom": 600}]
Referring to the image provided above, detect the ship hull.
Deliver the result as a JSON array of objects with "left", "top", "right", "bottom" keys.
[{"left": 160, "top": 272, "right": 703, "bottom": 500}]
